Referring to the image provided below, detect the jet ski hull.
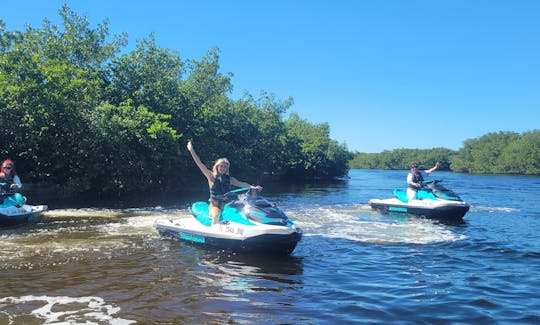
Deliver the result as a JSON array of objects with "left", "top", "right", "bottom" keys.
[
  {"left": 155, "top": 218, "right": 302, "bottom": 255},
  {"left": 0, "top": 204, "right": 48, "bottom": 227},
  {"left": 155, "top": 193, "right": 302, "bottom": 255},
  {"left": 369, "top": 197, "right": 470, "bottom": 220},
  {"left": 369, "top": 179, "right": 470, "bottom": 222}
]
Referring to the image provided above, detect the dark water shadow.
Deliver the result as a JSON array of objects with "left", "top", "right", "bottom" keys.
[{"left": 194, "top": 245, "right": 305, "bottom": 277}]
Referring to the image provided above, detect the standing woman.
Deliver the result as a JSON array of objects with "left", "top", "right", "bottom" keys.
[
  {"left": 0, "top": 159, "right": 22, "bottom": 194},
  {"left": 187, "top": 141, "right": 263, "bottom": 225}
]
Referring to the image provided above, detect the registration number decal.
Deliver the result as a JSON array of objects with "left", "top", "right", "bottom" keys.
[{"left": 222, "top": 225, "right": 244, "bottom": 236}]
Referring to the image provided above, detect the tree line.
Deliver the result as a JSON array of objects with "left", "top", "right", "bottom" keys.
[
  {"left": 350, "top": 130, "right": 540, "bottom": 175},
  {"left": 0, "top": 6, "right": 351, "bottom": 197}
]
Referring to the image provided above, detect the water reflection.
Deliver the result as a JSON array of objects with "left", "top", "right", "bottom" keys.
[
  {"left": 392, "top": 212, "right": 468, "bottom": 227},
  {"left": 201, "top": 250, "right": 304, "bottom": 277}
]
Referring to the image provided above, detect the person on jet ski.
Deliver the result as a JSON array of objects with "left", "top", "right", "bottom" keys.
[
  {"left": 406, "top": 161, "right": 439, "bottom": 201},
  {"left": 0, "top": 159, "right": 22, "bottom": 194},
  {"left": 187, "top": 141, "right": 263, "bottom": 225}
]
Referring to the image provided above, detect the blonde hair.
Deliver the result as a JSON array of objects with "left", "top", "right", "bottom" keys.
[{"left": 212, "top": 158, "right": 230, "bottom": 177}]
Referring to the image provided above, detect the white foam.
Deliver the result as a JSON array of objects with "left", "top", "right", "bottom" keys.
[
  {"left": 289, "top": 205, "right": 465, "bottom": 244},
  {"left": 0, "top": 295, "right": 135, "bottom": 324},
  {"left": 0, "top": 208, "right": 194, "bottom": 265},
  {"left": 98, "top": 209, "right": 190, "bottom": 236},
  {"left": 470, "top": 205, "right": 519, "bottom": 213},
  {"left": 0, "top": 226, "right": 136, "bottom": 268}
]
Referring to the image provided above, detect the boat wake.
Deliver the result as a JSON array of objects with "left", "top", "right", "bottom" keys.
[
  {"left": 1, "top": 202, "right": 465, "bottom": 267},
  {"left": 287, "top": 204, "right": 465, "bottom": 244},
  {"left": 0, "top": 207, "right": 192, "bottom": 269},
  {"left": 469, "top": 205, "right": 519, "bottom": 213}
]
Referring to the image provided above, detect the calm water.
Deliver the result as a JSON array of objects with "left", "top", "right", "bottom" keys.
[{"left": 1, "top": 169, "right": 540, "bottom": 324}]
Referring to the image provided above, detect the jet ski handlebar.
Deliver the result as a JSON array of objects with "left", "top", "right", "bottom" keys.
[
  {"left": 422, "top": 179, "right": 442, "bottom": 186},
  {"left": 212, "top": 188, "right": 256, "bottom": 201}
]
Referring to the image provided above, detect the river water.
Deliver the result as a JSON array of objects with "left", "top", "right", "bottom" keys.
[{"left": 1, "top": 169, "right": 539, "bottom": 324}]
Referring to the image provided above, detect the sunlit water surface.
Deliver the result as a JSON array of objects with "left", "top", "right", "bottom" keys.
[{"left": 1, "top": 170, "right": 539, "bottom": 324}]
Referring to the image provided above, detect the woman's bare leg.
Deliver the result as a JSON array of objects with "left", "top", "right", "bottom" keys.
[{"left": 209, "top": 203, "right": 221, "bottom": 225}]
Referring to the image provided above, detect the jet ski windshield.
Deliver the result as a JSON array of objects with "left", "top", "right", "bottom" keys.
[
  {"left": 224, "top": 191, "right": 289, "bottom": 226},
  {"left": 422, "top": 179, "right": 462, "bottom": 201}
]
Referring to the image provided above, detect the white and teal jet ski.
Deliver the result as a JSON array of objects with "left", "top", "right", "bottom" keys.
[
  {"left": 369, "top": 179, "right": 470, "bottom": 221},
  {"left": 0, "top": 191, "right": 48, "bottom": 227},
  {"left": 155, "top": 189, "right": 302, "bottom": 255}
]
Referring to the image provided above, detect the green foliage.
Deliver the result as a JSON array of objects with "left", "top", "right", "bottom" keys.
[
  {"left": 1, "top": 6, "right": 351, "bottom": 198},
  {"left": 87, "top": 101, "right": 181, "bottom": 193},
  {"left": 285, "top": 113, "right": 351, "bottom": 179},
  {"left": 349, "top": 148, "right": 455, "bottom": 171},
  {"left": 450, "top": 131, "right": 539, "bottom": 175},
  {"left": 107, "top": 34, "right": 183, "bottom": 115},
  {"left": 498, "top": 131, "right": 540, "bottom": 175},
  {"left": 243, "top": 92, "right": 293, "bottom": 178},
  {"left": 351, "top": 131, "right": 540, "bottom": 175},
  {"left": 0, "top": 43, "right": 104, "bottom": 192}
]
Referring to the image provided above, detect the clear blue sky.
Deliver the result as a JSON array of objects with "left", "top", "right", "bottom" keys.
[{"left": 3, "top": 1, "right": 539, "bottom": 153}]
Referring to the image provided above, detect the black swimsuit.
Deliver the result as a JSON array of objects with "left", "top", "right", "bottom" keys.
[{"left": 209, "top": 174, "right": 231, "bottom": 208}]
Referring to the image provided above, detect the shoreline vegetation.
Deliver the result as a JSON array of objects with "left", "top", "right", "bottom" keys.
[
  {"left": 1, "top": 6, "right": 538, "bottom": 200},
  {"left": 350, "top": 130, "right": 540, "bottom": 175}
]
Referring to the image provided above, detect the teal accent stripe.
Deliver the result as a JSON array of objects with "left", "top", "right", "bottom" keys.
[
  {"left": 180, "top": 233, "right": 205, "bottom": 243},
  {"left": 389, "top": 206, "right": 408, "bottom": 213}
]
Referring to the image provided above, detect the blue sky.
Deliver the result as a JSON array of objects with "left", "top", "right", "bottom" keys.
[{"left": 3, "top": 1, "right": 539, "bottom": 153}]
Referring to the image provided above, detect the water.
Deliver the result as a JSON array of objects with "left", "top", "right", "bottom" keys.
[{"left": 1, "top": 169, "right": 540, "bottom": 324}]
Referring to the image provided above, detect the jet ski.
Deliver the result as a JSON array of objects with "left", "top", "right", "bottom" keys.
[
  {"left": 0, "top": 191, "right": 48, "bottom": 227},
  {"left": 155, "top": 188, "right": 302, "bottom": 255},
  {"left": 368, "top": 179, "right": 470, "bottom": 221}
]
